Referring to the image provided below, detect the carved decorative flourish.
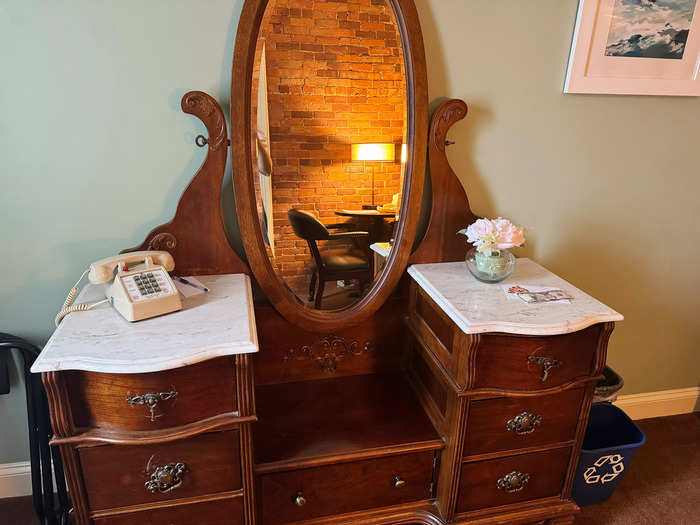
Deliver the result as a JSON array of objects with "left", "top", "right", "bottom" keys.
[
  {"left": 181, "top": 92, "right": 227, "bottom": 151},
  {"left": 147, "top": 232, "right": 177, "bottom": 251},
  {"left": 431, "top": 100, "right": 468, "bottom": 152},
  {"left": 284, "top": 335, "right": 374, "bottom": 372}
]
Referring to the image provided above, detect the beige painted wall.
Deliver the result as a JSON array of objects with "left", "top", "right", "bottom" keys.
[
  {"left": 1, "top": 0, "right": 697, "bottom": 464},
  {"left": 415, "top": 0, "right": 700, "bottom": 394}
]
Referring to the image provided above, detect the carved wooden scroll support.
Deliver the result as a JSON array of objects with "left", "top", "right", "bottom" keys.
[
  {"left": 122, "top": 91, "right": 249, "bottom": 276},
  {"left": 411, "top": 99, "right": 479, "bottom": 264}
]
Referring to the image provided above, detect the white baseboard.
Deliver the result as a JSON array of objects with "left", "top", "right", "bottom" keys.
[
  {"left": 0, "top": 461, "right": 31, "bottom": 499},
  {"left": 0, "top": 388, "right": 696, "bottom": 499},
  {"left": 614, "top": 386, "right": 700, "bottom": 420},
  {"left": 0, "top": 460, "right": 60, "bottom": 500}
]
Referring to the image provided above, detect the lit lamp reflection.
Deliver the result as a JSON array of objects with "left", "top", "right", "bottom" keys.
[{"left": 351, "top": 143, "right": 395, "bottom": 208}]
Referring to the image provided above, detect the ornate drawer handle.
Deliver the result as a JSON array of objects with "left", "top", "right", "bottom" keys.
[
  {"left": 126, "top": 390, "right": 178, "bottom": 422},
  {"left": 144, "top": 462, "right": 186, "bottom": 493},
  {"left": 497, "top": 471, "right": 530, "bottom": 493},
  {"left": 528, "top": 356, "right": 562, "bottom": 382},
  {"left": 294, "top": 492, "right": 306, "bottom": 507},
  {"left": 506, "top": 412, "right": 543, "bottom": 435},
  {"left": 393, "top": 476, "right": 407, "bottom": 488}
]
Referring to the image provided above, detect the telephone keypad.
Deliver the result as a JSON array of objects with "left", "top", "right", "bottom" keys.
[{"left": 122, "top": 269, "right": 172, "bottom": 301}]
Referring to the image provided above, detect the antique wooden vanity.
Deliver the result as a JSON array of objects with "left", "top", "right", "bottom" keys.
[{"left": 33, "top": 1, "right": 623, "bottom": 523}]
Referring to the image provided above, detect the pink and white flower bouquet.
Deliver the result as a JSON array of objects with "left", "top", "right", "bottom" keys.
[
  {"left": 458, "top": 217, "right": 525, "bottom": 255},
  {"left": 458, "top": 218, "right": 525, "bottom": 282}
]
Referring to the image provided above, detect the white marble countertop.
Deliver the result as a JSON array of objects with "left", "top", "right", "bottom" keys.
[
  {"left": 31, "top": 274, "right": 258, "bottom": 374},
  {"left": 370, "top": 242, "right": 391, "bottom": 258},
  {"left": 408, "top": 259, "right": 623, "bottom": 336}
]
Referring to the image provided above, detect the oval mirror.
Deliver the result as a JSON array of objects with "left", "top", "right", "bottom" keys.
[{"left": 231, "top": 0, "right": 427, "bottom": 330}]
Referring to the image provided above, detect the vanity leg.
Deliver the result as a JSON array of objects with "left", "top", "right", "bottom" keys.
[
  {"left": 43, "top": 371, "right": 91, "bottom": 524},
  {"left": 58, "top": 444, "right": 91, "bottom": 524},
  {"left": 240, "top": 424, "right": 256, "bottom": 525}
]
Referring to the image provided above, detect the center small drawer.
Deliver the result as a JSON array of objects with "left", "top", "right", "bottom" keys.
[
  {"left": 79, "top": 430, "right": 241, "bottom": 512},
  {"left": 472, "top": 324, "right": 602, "bottom": 392},
  {"left": 66, "top": 357, "right": 237, "bottom": 432},
  {"left": 463, "top": 389, "right": 585, "bottom": 458},
  {"left": 457, "top": 447, "right": 571, "bottom": 514},
  {"left": 258, "top": 452, "right": 434, "bottom": 524}
]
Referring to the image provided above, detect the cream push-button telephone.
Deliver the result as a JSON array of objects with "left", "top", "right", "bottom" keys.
[{"left": 55, "top": 251, "right": 182, "bottom": 326}]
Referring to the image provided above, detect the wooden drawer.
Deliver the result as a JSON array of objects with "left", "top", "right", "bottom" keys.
[
  {"left": 93, "top": 497, "right": 243, "bottom": 525},
  {"left": 66, "top": 357, "right": 237, "bottom": 431},
  {"left": 472, "top": 325, "right": 602, "bottom": 392},
  {"left": 259, "top": 452, "right": 434, "bottom": 524},
  {"left": 456, "top": 447, "right": 571, "bottom": 514},
  {"left": 463, "top": 389, "right": 585, "bottom": 458},
  {"left": 79, "top": 430, "right": 241, "bottom": 512},
  {"left": 409, "top": 285, "right": 459, "bottom": 383}
]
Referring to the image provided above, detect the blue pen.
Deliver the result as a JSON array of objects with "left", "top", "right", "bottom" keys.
[{"left": 174, "top": 276, "right": 209, "bottom": 292}]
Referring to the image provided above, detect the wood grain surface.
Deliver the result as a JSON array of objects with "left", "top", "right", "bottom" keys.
[
  {"left": 79, "top": 430, "right": 241, "bottom": 512},
  {"left": 66, "top": 357, "right": 236, "bottom": 432},
  {"left": 258, "top": 452, "right": 434, "bottom": 524}
]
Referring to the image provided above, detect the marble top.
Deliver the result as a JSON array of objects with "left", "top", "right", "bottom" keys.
[
  {"left": 31, "top": 274, "right": 258, "bottom": 374},
  {"left": 370, "top": 242, "right": 391, "bottom": 258},
  {"left": 408, "top": 259, "right": 623, "bottom": 336}
]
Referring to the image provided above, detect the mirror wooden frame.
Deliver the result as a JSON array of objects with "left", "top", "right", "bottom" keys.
[{"left": 230, "top": 0, "right": 428, "bottom": 331}]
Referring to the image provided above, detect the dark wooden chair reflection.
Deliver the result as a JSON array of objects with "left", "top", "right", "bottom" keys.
[{"left": 287, "top": 209, "right": 372, "bottom": 309}]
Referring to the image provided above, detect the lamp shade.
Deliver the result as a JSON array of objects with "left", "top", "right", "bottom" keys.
[{"left": 351, "top": 143, "right": 395, "bottom": 162}]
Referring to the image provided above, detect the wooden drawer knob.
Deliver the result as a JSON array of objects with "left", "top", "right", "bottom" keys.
[
  {"left": 393, "top": 475, "right": 407, "bottom": 488},
  {"left": 294, "top": 492, "right": 306, "bottom": 507},
  {"left": 126, "top": 390, "right": 178, "bottom": 422},
  {"left": 144, "top": 462, "right": 187, "bottom": 494},
  {"left": 497, "top": 470, "right": 530, "bottom": 493},
  {"left": 506, "top": 412, "right": 543, "bottom": 435}
]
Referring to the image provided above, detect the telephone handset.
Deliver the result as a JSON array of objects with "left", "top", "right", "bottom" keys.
[{"left": 55, "top": 251, "right": 183, "bottom": 326}]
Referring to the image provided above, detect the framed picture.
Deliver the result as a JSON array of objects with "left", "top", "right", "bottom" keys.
[{"left": 565, "top": 0, "right": 700, "bottom": 95}]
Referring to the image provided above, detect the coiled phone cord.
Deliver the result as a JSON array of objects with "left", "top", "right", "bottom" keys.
[{"left": 54, "top": 269, "right": 111, "bottom": 327}]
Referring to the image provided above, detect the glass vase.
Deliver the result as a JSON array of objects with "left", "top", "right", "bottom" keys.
[{"left": 466, "top": 247, "right": 515, "bottom": 283}]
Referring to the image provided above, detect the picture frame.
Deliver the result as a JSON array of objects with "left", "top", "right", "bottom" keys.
[{"left": 565, "top": 0, "right": 700, "bottom": 96}]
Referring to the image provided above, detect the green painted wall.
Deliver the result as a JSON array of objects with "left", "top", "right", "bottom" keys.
[
  {"left": 0, "top": 0, "right": 243, "bottom": 463},
  {"left": 415, "top": 0, "right": 700, "bottom": 400},
  {"left": 1, "top": 0, "right": 698, "bottom": 464}
]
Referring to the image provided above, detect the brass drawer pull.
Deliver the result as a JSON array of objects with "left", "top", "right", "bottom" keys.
[
  {"left": 497, "top": 470, "right": 530, "bottom": 493},
  {"left": 528, "top": 356, "right": 562, "bottom": 382},
  {"left": 393, "top": 476, "right": 407, "bottom": 488},
  {"left": 294, "top": 492, "right": 306, "bottom": 507},
  {"left": 145, "top": 462, "right": 187, "bottom": 494},
  {"left": 126, "top": 390, "right": 178, "bottom": 422},
  {"left": 506, "top": 412, "right": 543, "bottom": 435}
]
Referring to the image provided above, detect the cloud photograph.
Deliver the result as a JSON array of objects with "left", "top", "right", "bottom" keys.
[{"left": 605, "top": 0, "right": 697, "bottom": 58}]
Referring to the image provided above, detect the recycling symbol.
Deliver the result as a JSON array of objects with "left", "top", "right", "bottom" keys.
[{"left": 583, "top": 454, "right": 625, "bottom": 484}]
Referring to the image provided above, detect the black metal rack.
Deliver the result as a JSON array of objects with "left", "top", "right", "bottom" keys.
[{"left": 0, "top": 333, "right": 70, "bottom": 525}]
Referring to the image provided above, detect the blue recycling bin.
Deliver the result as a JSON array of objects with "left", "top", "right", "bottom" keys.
[{"left": 572, "top": 402, "right": 646, "bottom": 506}]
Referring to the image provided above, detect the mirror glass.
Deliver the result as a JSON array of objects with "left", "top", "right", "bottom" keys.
[{"left": 250, "top": 0, "right": 408, "bottom": 310}]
